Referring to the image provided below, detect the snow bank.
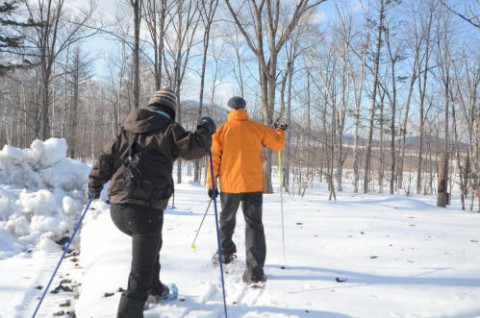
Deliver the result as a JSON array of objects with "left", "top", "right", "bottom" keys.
[{"left": 0, "top": 138, "right": 90, "bottom": 256}]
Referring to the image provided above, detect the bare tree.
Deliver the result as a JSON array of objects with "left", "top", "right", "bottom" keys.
[
  {"left": 24, "top": 0, "right": 98, "bottom": 140},
  {"left": 143, "top": 0, "right": 168, "bottom": 89},
  {"left": 65, "top": 46, "right": 92, "bottom": 158},
  {"left": 279, "top": 29, "right": 304, "bottom": 192},
  {"left": 307, "top": 34, "right": 341, "bottom": 194},
  {"left": 396, "top": 0, "right": 424, "bottom": 193},
  {"left": 223, "top": 28, "right": 247, "bottom": 97},
  {"left": 435, "top": 4, "right": 455, "bottom": 205},
  {"left": 417, "top": 1, "right": 436, "bottom": 195},
  {"left": 193, "top": 0, "right": 219, "bottom": 183},
  {"left": 343, "top": 9, "right": 370, "bottom": 194},
  {"left": 363, "top": 0, "right": 386, "bottom": 193},
  {"left": 453, "top": 52, "right": 480, "bottom": 210},
  {"left": 383, "top": 17, "right": 405, "bottom": 194},
  {"left": 332, "top": 7, "right": 359, "bottom": 193},
  {"left": 163, "top": 0, "right": 201, "bottom": 183},
  {"left": 439, "top": 0, "right": 480, "bottom": 29}
]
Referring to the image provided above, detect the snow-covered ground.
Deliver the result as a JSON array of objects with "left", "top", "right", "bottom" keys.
[{"left": 1, "top": 139, "right": 480, "bottom": 318}]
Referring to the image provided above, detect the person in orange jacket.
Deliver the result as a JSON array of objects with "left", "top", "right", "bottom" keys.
[{"left": 207, "top": 96, "right": 287, "bottom": 284}]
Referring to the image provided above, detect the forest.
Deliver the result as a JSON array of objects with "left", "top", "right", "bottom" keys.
[{"left": 0, "top": 0, "right": 479, "bottom": 209}]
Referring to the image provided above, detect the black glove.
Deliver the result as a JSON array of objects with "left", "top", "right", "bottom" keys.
[
  {"left": 197, "top": 117, "right": 216, "bottom": 135},
  {"left": 273, "top": 119, "right": 288, "bottom": 130},
  {"left": 87, "top": 189, "right": 101, "bottom": 200},
  {"left": 208, "top": 189, "right": 218, "bottom": 199}
]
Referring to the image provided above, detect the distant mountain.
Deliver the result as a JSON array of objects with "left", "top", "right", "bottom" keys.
[{"left": 405, "top": 136, "right": 469, "bottom": 149}]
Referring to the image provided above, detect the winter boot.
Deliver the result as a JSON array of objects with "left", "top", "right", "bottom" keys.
[
  {"left": 242, "top": 270, "right": 267, "bottom": 286},
  {"left": 211, "top": 251, "right": 237, "bottom": 266},
  {"left": 149, "top": 283, "right": 170, "bottom": 299}
]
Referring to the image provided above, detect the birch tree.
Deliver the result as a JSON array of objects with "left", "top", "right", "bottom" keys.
[
  {"left": 396, "top": 0, "right": 424, "bottom": 193},
  {"left": 435, "top": 4, "right": 454, "bottom": 205},
  {"left": 383, "top": 20, "right": 405, "bottom": 194},
  {"left": 363, "top": 0, "right": 386, "bottom": 193},
  {"left": 415, "top": 0, "right": 436, "bottom": 195},
  {"left": 343, "top": 10, "right": 370, "bottom": 194}
]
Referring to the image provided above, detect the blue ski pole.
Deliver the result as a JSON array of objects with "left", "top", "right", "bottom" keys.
[
  {"left": 31, "top": 199, "right": 93, "bottom": 318},
  {"left": 208, "top": 151, "right": 228, "bottom": 317}
]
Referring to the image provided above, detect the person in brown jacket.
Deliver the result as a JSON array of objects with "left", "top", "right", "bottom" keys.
[
  {"left": 207, "top": 96, "right": 286, "bottom": 285},
  {"left": 88, "top": 87, "right": 215, "bottom": 318}
]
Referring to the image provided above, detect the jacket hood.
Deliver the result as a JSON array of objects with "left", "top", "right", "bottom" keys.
[
  {"left": 123, "top": 108, "right": 171, "bottom": 134},
  {"left": 227, "top": 109, "right": 249, "bottom": 122}
]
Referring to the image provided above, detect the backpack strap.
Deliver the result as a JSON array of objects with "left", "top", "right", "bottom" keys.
[{"left": 124, "top": 131, "right": 137, "bottom": 165}]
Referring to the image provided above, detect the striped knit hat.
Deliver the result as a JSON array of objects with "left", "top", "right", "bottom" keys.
[{"left": 147, "top": 87, "right": 177, "bottom": 111}]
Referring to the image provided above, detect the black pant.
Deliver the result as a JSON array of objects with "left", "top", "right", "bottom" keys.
[
  {"left": 219, "top": 192, "right": 266, "bottom": 277},
  {"left": 110, "top": 204, "right": 164, "bottom": 318}
]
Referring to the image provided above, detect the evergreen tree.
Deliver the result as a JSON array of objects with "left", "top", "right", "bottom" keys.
[{"left": 0, "top": 0, "right": 37, "bottom": 74}]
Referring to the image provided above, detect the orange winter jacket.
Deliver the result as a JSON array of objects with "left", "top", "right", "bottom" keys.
[{"left": 208, "top": 109, "right": 285, "bottom": 193}]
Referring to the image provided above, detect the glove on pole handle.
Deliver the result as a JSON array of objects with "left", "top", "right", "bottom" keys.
[
  {"left": 31, "top": 199, "right": 93, "bottom": 318},
  {"left": 191, "top": 199, "right": 212, "bottom": 249},
  {"left": 208, "top": 151, "right": 228, "bottom": 318},
  {"left": 278, "top": 151, "right": 286, "bottom": 261}
]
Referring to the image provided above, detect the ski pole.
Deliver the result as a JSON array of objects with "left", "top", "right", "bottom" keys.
[
  {"left": 208, "top": 151, "right": 228, "bottom": 318},
  {"left": 191, "top": 199, "right": 212, "bottom": 250},
  {"left": 32, "top": 199, "right": 93, "bottom": 318},
  {"left": 278, "top": 151, "right": 286, "bottom": 261}
]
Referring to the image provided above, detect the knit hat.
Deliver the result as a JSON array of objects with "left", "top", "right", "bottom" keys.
[
  {"left": 227, "top": 96, "right": 246, "bottom": 110},
  {"left": 147, "top": 87, "right": 177, "bottom": 111}
]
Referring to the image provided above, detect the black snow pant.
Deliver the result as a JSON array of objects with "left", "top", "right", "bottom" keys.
[
  {"left": 219, "top": 192, "right": 266, "bottom": 277},
  {"left": 110, "top": 204, "right": 164, "bottom": 318}
]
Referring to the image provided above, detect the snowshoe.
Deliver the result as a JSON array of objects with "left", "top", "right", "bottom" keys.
[{"left": 144, "top": 283, "right": 178, "bottom": 309}]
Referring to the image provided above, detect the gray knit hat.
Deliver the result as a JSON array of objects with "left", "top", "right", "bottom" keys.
[
  {"left": 227, "top": 96, "right": 246, "bottom": 110},
  {"left": 147, "top": 87, "right": 177, "bottom": 111}
]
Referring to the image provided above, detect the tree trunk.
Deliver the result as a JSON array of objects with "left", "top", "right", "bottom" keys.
[
  {"left": 194, "top": 0, "right": 219, "bottom": 184},
  {"left": 437, "top": 152, "right": 449, "bottom": 207},
  {"left": 415, "top": 5, "right": 434, "bottom": 195},
  {"left": 131, "top": 0, "right": 142, "bottom": 109},
  {"left": 364, "top": 0, "right": 385, "bottom": 193}
]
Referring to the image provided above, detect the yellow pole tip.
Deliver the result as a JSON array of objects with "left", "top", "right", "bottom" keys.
[{"left": 191, "top": 244, "right": 197, "bottom": 250}]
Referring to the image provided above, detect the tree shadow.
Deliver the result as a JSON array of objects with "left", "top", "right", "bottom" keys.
[{"left": 267, "top": 264, "right": 480, "bottom": 288}]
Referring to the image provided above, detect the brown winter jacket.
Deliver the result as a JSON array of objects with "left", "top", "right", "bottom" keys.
[{"left": 88, "top": 107, "right": 211, "bottom": 210}]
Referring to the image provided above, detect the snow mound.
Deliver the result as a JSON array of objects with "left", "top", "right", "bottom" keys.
[
  {"left": 0, "top": 138, "right": 88, "bottom": 190},
  {"left": 0, "top": 138, "right": 90, "bottom": 256}
]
